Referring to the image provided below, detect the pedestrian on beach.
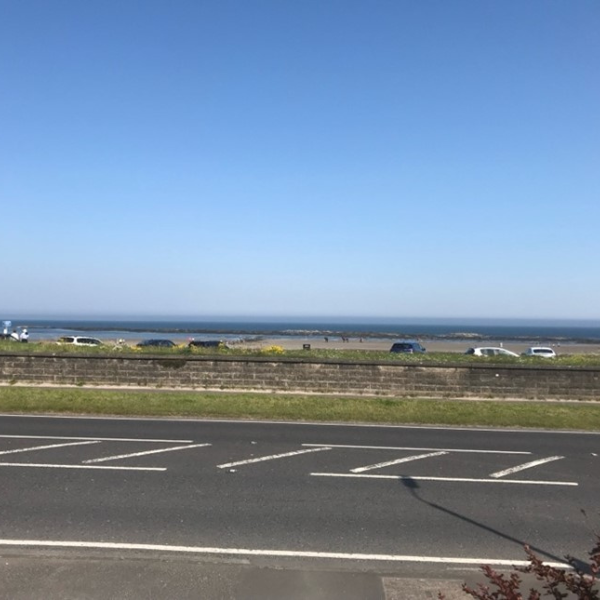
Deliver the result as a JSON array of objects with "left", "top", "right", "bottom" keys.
[{"left": 19, "top": 328, "right": 29, "bottom": 343}]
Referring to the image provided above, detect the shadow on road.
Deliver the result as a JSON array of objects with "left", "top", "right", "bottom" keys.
[{"left": 398, "top": 476, "right": 590, "bottom": 573}]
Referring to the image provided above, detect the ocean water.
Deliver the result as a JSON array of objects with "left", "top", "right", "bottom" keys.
[{"left": 4, "top": 317, "right": 600, "bottom": 344}]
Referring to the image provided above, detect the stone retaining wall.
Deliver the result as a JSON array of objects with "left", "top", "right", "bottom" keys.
[{"left": 1, "top": 352, "right": 599, "bottom": 400}]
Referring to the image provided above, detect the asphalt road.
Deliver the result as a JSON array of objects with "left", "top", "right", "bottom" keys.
[{"left": 0, "top": 414, "right": 598, "bottom": 598}]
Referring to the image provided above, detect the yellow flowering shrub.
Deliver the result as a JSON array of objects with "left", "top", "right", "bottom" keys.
[{"left": 260, "top": 345, "right": 285, "bottom": 355}]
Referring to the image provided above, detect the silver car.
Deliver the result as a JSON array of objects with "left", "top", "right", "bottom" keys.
[{"left": 522, "top": 347, "right": 556, "bottom": 358}]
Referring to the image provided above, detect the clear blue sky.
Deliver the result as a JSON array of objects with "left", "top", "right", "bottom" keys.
[{"left": 1, "top": 1, "right": 599, "bottom": 320}]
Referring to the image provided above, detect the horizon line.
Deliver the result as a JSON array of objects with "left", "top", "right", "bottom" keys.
[{"left": 3, "top": 314, "right": 600, "bottom": 325}]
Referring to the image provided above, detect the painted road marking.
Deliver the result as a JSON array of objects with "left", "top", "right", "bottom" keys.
[
  {"left": 303, "top": 444, "right": 531, "bottom": 455},
  {"left": 0, "top": 441, "right": 99, "bottom": 456},
  {"left": 351, "top": 451, "right": 448, "bottom": 473},
  {"left": 84, "top": 443, "right": 211, "bottom": 464},
  {"left": 489, "top": 456, "right": 565, "bottom": 479},
  {"left": 0, "top": 462, "right": 165, "bottom": 472},
  {"left": 311, "top": 472, "right": 578, "bottom": 486},
  {"left": 0, "top": 539, "right": 570, "bottom": 568},
  {"left": 0, "top": 435, "right": 192, "bottom": 443},
  {"left": 217, "top": 447, "right": 331, "bottom": 469}
]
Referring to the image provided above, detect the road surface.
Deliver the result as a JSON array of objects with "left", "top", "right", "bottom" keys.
[{"left": 0, "top": 414, "right": 598, "bottom": 598}]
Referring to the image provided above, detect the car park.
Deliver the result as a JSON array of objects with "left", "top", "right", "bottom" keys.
[
  {"left": 465, "top": 347, "right": 519, "bottom": 357},
  {"left": 522, "top": 346, "right": 556, "bottom": 358},
  {"left": 390, "top": 341, "right": 426, "bottom": 353},
  {"left": 136, "top": 339, "right": 176, "bottom": 348},
  {"left": 57, "top": 336, "right": 103, "bottom": 346}
]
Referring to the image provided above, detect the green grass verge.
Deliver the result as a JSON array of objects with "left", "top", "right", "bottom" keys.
[
  {"left": 2, "top": 340, "right": 599, "bottom": 366},
  {"left": 1, "top": 387, "right": 599, "bottom": 430}
]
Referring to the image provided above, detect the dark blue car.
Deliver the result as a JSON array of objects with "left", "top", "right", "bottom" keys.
[
  {"left": 389, "top": 341, "right": 426, "bottom": 354},
  {"left": 136, "top": 339, "right": 176, "bottom": 348}
]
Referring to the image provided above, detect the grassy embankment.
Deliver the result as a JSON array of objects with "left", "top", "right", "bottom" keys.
[
  {"left": 2, "top": 339, "right": 600, "bottom": 365},
  {"left": 1, "top": 341, "right": 599, "bottom": 429},
  {"left": 0, "top": 386, "right": 599, "bottom": 430}
]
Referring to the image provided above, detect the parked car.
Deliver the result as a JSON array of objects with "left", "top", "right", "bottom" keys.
[
  {"left": 57, "top": 336, "right": 103, "bottom": 346},
  {"left": 390, "top": 341, "right": 426, "bottom": 353},
  {"left": 522, "top": 347, "right": 556, "bottom": 358},
  {"left": 465, "top": 347, "right": 519, "bottom": 357},
  {"left": 188, "top": 340, "right": 223, "bottom": 348},
  {"left": 136, "top": 339, "right": 176, "bottom": 348}
]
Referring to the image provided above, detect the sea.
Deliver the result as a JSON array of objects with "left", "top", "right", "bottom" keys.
[{"left": 3, "top": 317, "right": 600, "bottom": 345}]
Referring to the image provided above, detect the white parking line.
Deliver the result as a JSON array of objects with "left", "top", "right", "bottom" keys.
[
  {"left": 217, "top": 447, "right": 331, "bottom": 469},
  {"left": 303, "top": 444, "right": 530, "bottom": 455},
  {"left": 0, "top": 441, "right": 99, "bottom": 456},
  {"left": 351, "top": 451, "right": 448, "bottom": 473},
  {"left": 311, "top": 472, "right": 578, "bottom": 486},
  {"left": 489, "top": 456, "right": 565, "bottom": 479},
  {"left": 0, "top": 435, "right": 192, "bottom": 443},
  {"left": 84, "top": 443, "right": 211, "bottom": 464},
  {"left": 0, "top": 539, "right": 570, "bottom": 568},
  {"left": 0, "top": 462, "right": 165, "bottom": 471}
]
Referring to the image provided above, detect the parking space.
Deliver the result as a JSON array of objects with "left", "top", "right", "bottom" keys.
[
  {"left": 0, "top": 435, "right": 580, "bottom": 486},
  {"left": 0, "top": 434, "right": 203, "bottom": 472},
  {"left": 301, "top": 443, "right": 577, "bottom": 486}
]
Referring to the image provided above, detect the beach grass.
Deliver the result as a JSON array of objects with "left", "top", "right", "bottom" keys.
[{"left": 1, "top": 387, "right": 599, "bottom": 430}]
